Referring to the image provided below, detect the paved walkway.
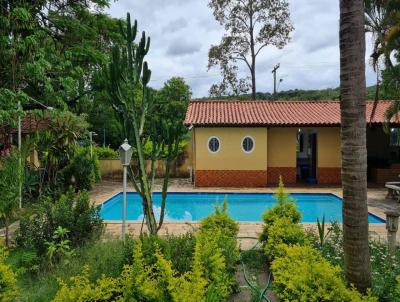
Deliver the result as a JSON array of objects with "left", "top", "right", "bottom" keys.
[{"left": 91, "top": 179, "right": 400, "bottom": 247}]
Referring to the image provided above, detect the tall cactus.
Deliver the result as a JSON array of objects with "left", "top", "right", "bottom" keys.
[
  {"left": 105, "top": 13, "right": 157, "bottom": 234},
  {"left": 105, "top": 13, "right": 186, "bottom": 235}
]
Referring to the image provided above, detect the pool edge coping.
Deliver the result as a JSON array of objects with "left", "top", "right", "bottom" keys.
[{"left": 98, "top": 191, "right": 386, "bottom": 224}]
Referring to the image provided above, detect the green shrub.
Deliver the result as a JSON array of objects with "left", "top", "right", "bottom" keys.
[
  {"left": 9, "top": 248, "right": 40, "bottom": 276},
  {"left": 16, "top": 190, "right": 103, "bottom": 257},
  {"left": 271, "top": 244, "right": 377, "bottom": 302},
  {"left": 264, "top": 217, "right": 308, "bottom": 261},
  {"left": 155, "top": 248, "right": 207, "bottom": 302},
  {"left": 52, "top": 266, "right": 127, "bottom": 302},
  {"left": 314, "top": 224, "right": 400, "bottom": 302},
  {"left": 11, "top": 239, "right": 132, "bottom": 302},
  {"left": 93, "top": 146, "right": 119, "bottom": 159},
  {"left": 62, "top": 147, "right": 101, "bottom": 191},
  {"left": 195, "top": 228, "right": 232, "bottom": 300},
  {"left": 138, "top": 233, "right": 196, "bottom": 275},
  {"left": 396, "top": 276, "right": 400, "bottom": 301},
  {"left": 23, "top": 165, "right": 40, "bottom": 201},
  {"left": 369, "top": 241, "right": 400, "bottom": 302},
  {"left": 50, "top": 203, "right": 238, "bottom": 302},
  {"left": 199, "top": 198, "right": 239, "bottom": 278},
  {"left": 0, "top": 243, "right": 19, "bottom": 302},
  {"left": 260, "top": 177, "right": 301, "bottom": 243}
]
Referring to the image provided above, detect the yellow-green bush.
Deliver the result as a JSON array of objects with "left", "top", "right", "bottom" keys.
[
  {"left": 52, "top": 266, "right": 128, "bottom": 302},
  {"left": 0, "top": 244, "right": 19, "bottom": 302},
  {"left": 198, "top": 199, "right": 239, "bottom": 282},
  {"left": 155, "top": 247, "right": 207, "bottom": 302},
  {"left": 271, "top": 244, "right": 377, "bottom": 302},
  {"left": 263, "top": 217, "right": 308, "bottom": 261},
  {"left": 260, "top": 177, "right": 301, "bottom": 243},
  {"left": 51, "top": 202, "right": 238, "bottom": 302}
]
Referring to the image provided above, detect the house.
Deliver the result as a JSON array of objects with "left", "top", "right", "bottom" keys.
[
  {"left": 0, "top": 114, "right": 48, "bottom": 166},
  {"left": 184, "top": 100, "right": 400, "bottom": 187}
]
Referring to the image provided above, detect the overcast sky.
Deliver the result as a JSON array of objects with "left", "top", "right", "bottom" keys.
[{"left": 107, "top": 0, "right": 377, "bottom": 98}]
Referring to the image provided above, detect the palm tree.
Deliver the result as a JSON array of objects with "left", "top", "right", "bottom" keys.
[
  {"left": 365, "top": 0, "right": 393, "bottom": 69},
  {"left": 339, "top": 0, "right": 372, "bottom": 292}
]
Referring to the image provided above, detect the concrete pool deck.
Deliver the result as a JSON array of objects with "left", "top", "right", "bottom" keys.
[{"left": 90, "top": 179, "right": 400, "bottom": 246}]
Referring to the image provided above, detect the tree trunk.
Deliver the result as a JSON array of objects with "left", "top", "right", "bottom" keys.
[
  {"left": 339, "top": 0, "right": 372, "bottom": 292},
  {"left": 143, "top": 197, "right": 158, "bottom": 234},
  {"left": 5, "top": 220, "right": 9, "bottom": 248},
  {"left": 251, "top": 62, "right": 256, "bottom": 100}
]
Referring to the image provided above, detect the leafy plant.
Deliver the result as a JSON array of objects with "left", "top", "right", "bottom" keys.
[
  {"left": 260, "top": 177, "right": 301, "bottom": 243},
  {"left": 263, "top": 217, "right": 308, "bottom": 261},
  {"left": 199, "top": 198, "right": 240, "bottom": 279},
  {"left": 369, "top": 241, "right": 400, "bottom": 302},
  {"left": 316, "top": 215, "right": 332, "bottom": 248},
  {"left": 45, "top": 227, "right": 75, "bottom": 267},
  {"left": 271, "top": 244, "right": 377, "bottom": 302},
  {"left": 9, "top": 249, "right": 40, "bottom": 276},
  {"left": 0, "top": 242, "right": 19, "bottom": 301},
  {"left": 139, "top": 233, "right": 196, "bottom": 275},
  {"left": 36, "top": 111, "right": 89, "bottom": 190},
  {"left": 52, "top": 266, "right": 126, "bottom": 302},
  {"left": 93, "top": 146, "right": 119, "bottom": 159},
  {"left": 0, "top": 151, "right": 22, "bottom": 247},
  {"left": 50, "top": 204, "right": 238, "bottom": 301},
  {"left": 23, "top": 165, "right": 40, "bottom": 201},
  {"left": 61, "top": 147, "right": 101, "bottom": 191},
  {"left": 16, "top": 190, "right": 103, "bottom": 256}
]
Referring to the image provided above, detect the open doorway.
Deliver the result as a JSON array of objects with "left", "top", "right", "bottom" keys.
[{"left": 296, "top": 128, "right": 318, "bottom": 184}]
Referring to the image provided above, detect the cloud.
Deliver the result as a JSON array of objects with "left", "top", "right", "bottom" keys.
[
  {"left": 162, "top": 18, "right": 188, "bottom": 33},
  {"left": 108, "top": 0, "right": 378, "bottom": 98},
  {"left": 166, "top": 39, "right": 202, "bottom": 56}
]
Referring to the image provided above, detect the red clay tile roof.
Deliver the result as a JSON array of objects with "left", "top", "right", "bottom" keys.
[
  {"left": 184, "top": 100, "right": 399, "bottom": 126},
  {"left": 9, "top": 114, "right": 49, "bottom": 134}
]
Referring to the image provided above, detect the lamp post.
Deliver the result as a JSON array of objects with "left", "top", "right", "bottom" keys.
[
  {"left": 118, "top": 139, "right": 132, "bottom": 241},
  {"left": 385, "top": 210, "right": 400, "bottom": 259},
  {"left": 89, "top": 131, "right": 97, "bottom": 159}
]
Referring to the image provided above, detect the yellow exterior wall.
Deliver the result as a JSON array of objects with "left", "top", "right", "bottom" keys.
[
  {"left": 267, "top": 127, "right": 297, "bottom": 167},
  {"left": 194, "top": 127, "right": 267, "bottom": 170},
  {"left": 193, "top": 126, "right": 341, "bottom": 172},
  {"left": 316, "top": 127, "right": 341, "bottom": 167}
]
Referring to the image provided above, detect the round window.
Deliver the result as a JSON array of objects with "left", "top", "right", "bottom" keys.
[
  {"left": 208, "top": 137, "right": 220, "bottom": 153},
  {"left": 242, "top": 136, "right": 255, "bottom": 153}
]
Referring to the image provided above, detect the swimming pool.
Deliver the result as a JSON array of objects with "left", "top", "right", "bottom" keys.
[{"left": 100, "top": 192, "right": 384, "bottom": 223}]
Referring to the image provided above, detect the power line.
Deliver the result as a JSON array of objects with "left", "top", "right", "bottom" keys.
[{"left": 148, "top": 61, "right": 340, "bottom": 82}]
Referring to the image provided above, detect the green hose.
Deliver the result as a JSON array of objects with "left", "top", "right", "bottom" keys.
[{"left": 237, "top": 236, "right": 272, "bottom": 302}]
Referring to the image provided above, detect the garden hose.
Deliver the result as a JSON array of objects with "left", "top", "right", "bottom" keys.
[{"left": 237, "top": 236, "right": 272, "bottom": 302}]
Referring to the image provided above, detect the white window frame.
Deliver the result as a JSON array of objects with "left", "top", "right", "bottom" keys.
[
  {"left": 241, "top": 136, "right": 255, "bottom": 153},
  {"left": 207, "top": 136, "right": 221, "bottom": 153}
]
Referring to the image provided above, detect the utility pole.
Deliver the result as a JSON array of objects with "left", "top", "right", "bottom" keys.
[{"left": 272, "top": 63, "right": 280, "bottom": 98}]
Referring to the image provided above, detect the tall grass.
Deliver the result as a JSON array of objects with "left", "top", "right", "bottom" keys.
[{"left": 8, "top": 237, "right": 132, "bottom": 302}]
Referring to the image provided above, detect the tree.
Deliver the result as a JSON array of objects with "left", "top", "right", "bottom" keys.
[
  {"left": 105, "top": 14, "right": 189, "bottom": 234},
  {"left": 0, "top": 0, "right": 124, "bottom": 117},
  {"left": 154, "top": 77, "right": 191, "bottom": 227},
  {"left": 36, "top": 111, "right": 89, "bottom": 190},
  {"left": 339, "top": 0, "right": 372, "bottom": 292},
  {"left": 364, "top": 0, "right": 394, "bottom": 69},
  {"left": 0, "top": 151, "right": 22, "bottom": 247},
  {"left": 365, "top": 1, "right": 400, "bottom": 122},
  {"left": 207, "top": 0, "right": 293, "bottom": 99}
]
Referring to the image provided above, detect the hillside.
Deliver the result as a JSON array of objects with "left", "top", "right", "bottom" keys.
[{"left": 201, "top": 86, "right": 386, "bottom": 101}]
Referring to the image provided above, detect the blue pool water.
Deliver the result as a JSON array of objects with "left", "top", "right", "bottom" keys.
[{"left": 100, "top": 192, "right": 384, "bottom": 223}]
